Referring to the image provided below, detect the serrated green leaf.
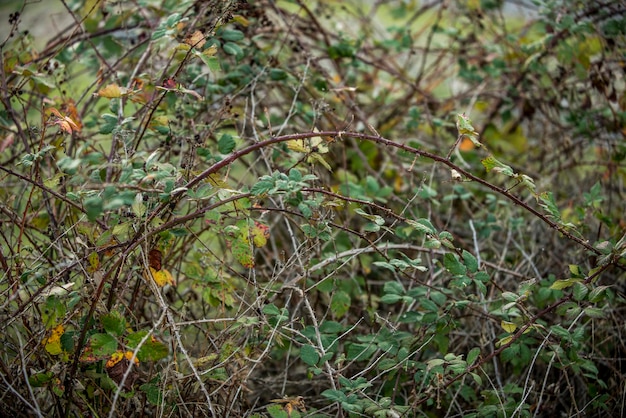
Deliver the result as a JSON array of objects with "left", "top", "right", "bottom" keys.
[
  {"left": 573, "top": 282, "right": 589, "bottom": 301},
  {"left": 101, "top": 312, "right": 125, "bottom": 336},
  {"left": 420, "top": 299, "right": 439, "bottom": 313},
  {"left": 383, "top": 281, "right": 404, "bottom": 295},
  {"left": 89, "top": 333, "right": 117, "bottom": 357},
  {"left": 462, "top": 250, "right": 478, "bottom": 273},
  {"left": 262, "top": 303, "right": 280, "bottom": 316},
  {"left": 443, "top": 253, "right": 467, "bottom": 276},
  {"left": 218, "top": 133, "right": 236, "bottom": 154},
  {"left": 588, "top": 285, "right": 608, "bottom": 302},
  {"left": 406, "top": 218, "right": 436, "bottom": 234},
  {"left": 300, "top": 344, "right": 320, "bottom": 366},
  {"left": 538, "top": 192, "right": 562, "bottom": 221},
  {"left": 481, "top": 155, "right": 514, "bottom": 176},
  {"left": 550, "top": 279, "right": 578, "bottom": 290},
  {"left": 321, "top": 389, "right": 348, "bottom": 402}
]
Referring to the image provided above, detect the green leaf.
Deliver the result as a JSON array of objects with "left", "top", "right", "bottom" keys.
[
  {"left": 269, "top": 69, "right": 288, "bottom": 81},
  {"left": 29, "top": 372, "right": 54, "bottom": 387},
  {"left": 584, "top": 307, "right": 605, "bottom": 318},
  {"left": 443, "top": 253, "right": 467, "bottom": 276},
  {"left": 132, "top": 195, "right": 146, "bottom": 218},
  {"left": 232, "top": 231, "right": 253, "bottom": 268},
  {"left": 140, "top": 382, "right": 163, "bottom": 405},
  {"left": 165, "top": 12, "right": 181, "bottom": 28},
  {"left": 406, "top": 218, "right": 436, "bottom": 234},
  {"left": 467, "top": 347, "right": 481, "bottom": 365},
  {"left": 223, "top": 42, "right": 243, "bottom": 58},
  {"left": 420, "top": 299, "right": 439, "bottom": 313},
  {"left": 84, "top": 196, "right": 103, "bottom": 221},
  {"left": 195, "top": 49, "right": 220, "bottom": 72},
  {"left": 481, "top": 155, "right": 514, "bottom": 176},
  {"left": 470, "top": 372, "right": 482, "bottom": 385},
  {"left": 383, "top": 281, "right": 404, "bottom": 295},
  {"left": 321, "top": 389, "right": 348, "bottom": 402},
  {"left": 127, "top": 333, "right": 169, "bottom": 362},
  {"left": 573, "top": 282, "right": 589, "bottom": 301},
  {"left": 588, "top": 285, "right": 609, "bottom": 303},
  {"left": 456, "top": 113, "right": 480, "bottom": 146},
  {"left": 101, "top": 312, "right": 126, "bottom": 336},
  {"left": 462, "top": 250, "right": 478, "bottom": 273},
  {"left": 262, "top": 303, "right": 280, "bottom": 316},
  {"left": 330, "top": 290, "right": 351, "bottom": 318},
  {"left": 538, "top": 192, "right": 562, "bottom": 221},
  {"left": 218, "top": 133, "right": 236, "bottom": 154},
  {"left": 250, "top": 176, "right": 274, "bottom": 196},
  {"left": 300, "top": 344, "right": 320, "bottom": 366},
  {"left": 221, "top": 29, "right": 245, "bottom": 42},
  {"left": 89, "top": 333, "right": 117, "bottom": 357},
  {"left": 550, "top": 279, "right": 578, "bottom": 290},
  {"left": 100, "top": 113, "right": 118, "bottom": 134}
]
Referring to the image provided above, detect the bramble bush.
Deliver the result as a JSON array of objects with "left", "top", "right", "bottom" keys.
[{"left": 1, "top": 0, "right": 625, "bottom": 417}]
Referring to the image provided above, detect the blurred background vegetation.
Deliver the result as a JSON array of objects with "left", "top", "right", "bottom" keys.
[{"left": 1, "top": 0, "right": 625, "bottom": 417}]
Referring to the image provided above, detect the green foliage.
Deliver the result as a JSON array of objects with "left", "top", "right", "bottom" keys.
[{"left": 0, "top": 0, "right": 624, "bottom": 417}]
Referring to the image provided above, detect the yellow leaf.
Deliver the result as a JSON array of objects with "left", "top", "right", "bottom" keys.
[
  {"left": 287, "top": 129, "right": 329, "bottom": 154},
  {"left": 106, "top": 351, "right": 124, "bottom": 368},
  {"left": 232, "top": 15, "right": 250, "bottom": 27},
  {"left": 501, "top": 320, "right": 517, "bottom": 333},
  {"left": 98, "top": 84, "right": 123, "bottom": 98},
  {"left": 42, "top": 324, "right": 65, "bottom": 355},
  {"left": 146, "top": 267, "right": 174, "bottom": 287},
  {"left": 496, "top": 335, "right": 513, "bottom": 348},
  {"left": 124, "top": 351, "right": 139, "bottom": 365},
  {"left": 287, "top": 139, "right": 308, "bottom": 153},
  {"left": 203, "top": 45, "right": 218, "bottom": 56}
]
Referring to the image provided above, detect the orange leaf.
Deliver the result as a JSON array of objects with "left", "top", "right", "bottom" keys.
[
  {"left": 47, "top": 107, "right": 80, "bottom": 134},
  {"left": 62, "top": 99, "right": 82, "bottom": 132},
  {"left": 459, "top": 137, "right": 475, "bottom": 152}
]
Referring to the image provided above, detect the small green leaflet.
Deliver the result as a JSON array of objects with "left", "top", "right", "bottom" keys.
[
  {"left": 481, "top": 155, "right": 514, "bottom": 177},
  {"left": 456, "top": 113, "right": 481, "bottom": 147}
]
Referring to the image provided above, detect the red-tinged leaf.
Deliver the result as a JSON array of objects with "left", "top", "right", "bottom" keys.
[
  {"left": 252, "top": 221, "right": 270, "bottom": 247},
  {"left": 0, "top": 133, "right": 14, "bottom": 152},
  {"left": 161, "top": 77, "right": 176, "bottom": 89},
  {"left": 232, "top": 233, "right": 254, "bottom": 268}
]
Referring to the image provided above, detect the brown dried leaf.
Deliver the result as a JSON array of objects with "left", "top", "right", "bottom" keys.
[{"left": 184, "top": 30, "right": 206, "bottom": 49}]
